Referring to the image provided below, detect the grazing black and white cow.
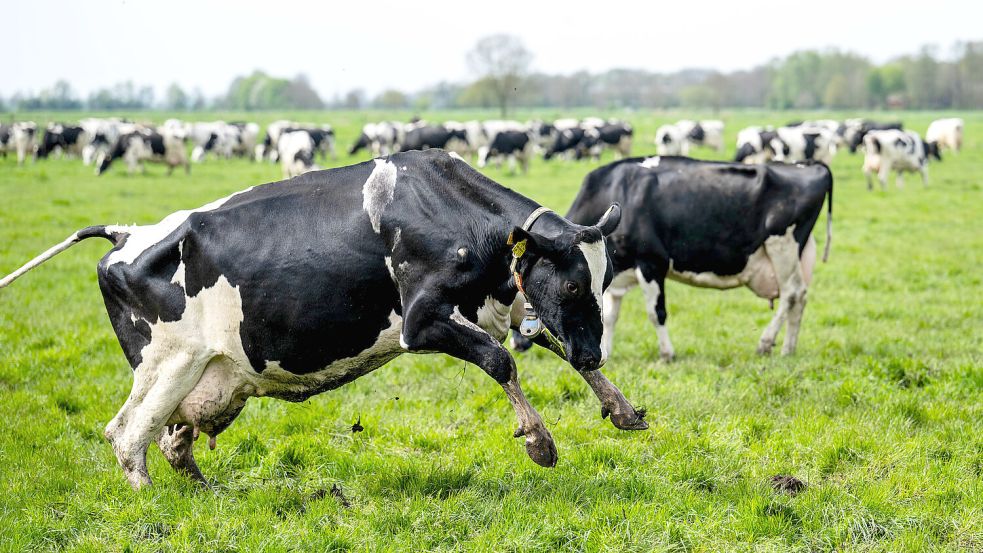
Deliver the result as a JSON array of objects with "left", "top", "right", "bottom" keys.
[
  {"left": 544, "top": 126, "right": 586, "bottom": 160},
  {"left": 676, "top": 120, "right": 725, "bottom": 152},
  {"left": 926, "top": 118, "right": 963, "bottom": 153},
  {"left": 477, "top": 129, "right": 532, "bottom": 173},
  {"left": 734, "top": 127, "right": 781, "bottom": 164},
  {"left": 580, "top": 122, "right": 633, "bottom": 160},
  {"left": 350, "top": 121, "right": 404, "bottom": 157},
  {"left": 526, "top": 120, "right": 555, "bottom": 153},
  {"left": 277, "top": 130, "right": 318, "bottom": 178},
  {"left": 9, "top": 122, "right": 39, "bottom": 165},
  {"left": 771, "top": 126, "right": 838, "bottom": 164},
  {"left": 844, "top": 120, "right": 903, "bottom": 153},
  {"left": 255, "top": 120, "right": 295, "bottom": 162},
  {"left": 655, "top": 124, "right": 687, "bottom": 156},
  {"left": 80, "top": 118, "right": 129, "bottom": 165},
  {"left": 0, "top": 149, "right": 646, "bottom": 489},
  {"left": 96, "top": 127, "right": 190, "bottom": 176},
  {"left": 862, "top": 129, "right": 940, "bottom": 190},
  {"left": 0, "top": 124, "right": 11, "bottom": 158},
  {"left": 399, "top": 124, "right": 467, "bottom": 152},
  {"left": 515, "top": 156, "right": 832, "bottom": 360},
  {"left": 36, "top": 124, "right": 88, "bottom": 159}
]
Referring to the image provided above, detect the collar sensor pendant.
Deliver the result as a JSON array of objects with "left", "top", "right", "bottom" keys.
[{"left": 519, "top": 302, "right": 544, "bottom": 338}]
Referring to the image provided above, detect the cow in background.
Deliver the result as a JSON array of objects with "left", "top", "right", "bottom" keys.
[
  {"left": 926, "top": 118, "right": 963, "bottom": 153},
  {"left": 862, "top": 129, "right": 940, "bottom": 189}
]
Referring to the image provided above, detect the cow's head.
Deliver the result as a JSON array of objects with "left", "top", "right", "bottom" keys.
[
  {"left": 925, "top": 140, "right": 942, "bottom": 162},
  {"left": 511, "top": 205, "right": 621, "bottom": 372}
]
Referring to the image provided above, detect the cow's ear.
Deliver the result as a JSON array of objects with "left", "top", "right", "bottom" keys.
[
  {"left": 509, "top": 227, "right": 559, "bottom": 259},
  {"left": 595, "top": 203, "right": 621, "bottom": 236}
]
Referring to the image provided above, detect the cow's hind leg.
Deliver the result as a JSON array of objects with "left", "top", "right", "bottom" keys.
[
  {"left": 600, "top": 269, "right": 638, "bottom": 360},
  {"left": 758, "top": 230, "right": 807, "bottom": 355},
  {"left": 105, "top": 350, "right": 210, "bottom": 489},
  {"left": 636, "top": 267, "right": 674, "bottom": 361}
]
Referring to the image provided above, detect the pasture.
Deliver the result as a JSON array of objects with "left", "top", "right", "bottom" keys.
[{"left": 0, "top": 110, "right": 981, "bottom": 551}]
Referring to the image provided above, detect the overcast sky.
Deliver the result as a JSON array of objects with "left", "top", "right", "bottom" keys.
[{"left": 4, "top": 0, "right": 980, "bottom": 99}]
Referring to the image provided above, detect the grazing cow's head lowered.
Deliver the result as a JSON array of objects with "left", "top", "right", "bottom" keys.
[{"left": 510, "top": 205, "right": 621, "bottom": 372}]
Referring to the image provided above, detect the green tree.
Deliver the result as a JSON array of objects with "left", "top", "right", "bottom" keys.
[
  {"left": 466, "top": 34, "right": 533, "bottom": 117},
  {"left": 165, "top": 83, "right": 188, "bottom": 110}
]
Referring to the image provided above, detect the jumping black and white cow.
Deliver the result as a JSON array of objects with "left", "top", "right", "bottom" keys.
[
  {"left": 844, "top": 120, "right": 903, "bottom": 153},
  {"left": 0, "top": 149, "right": 646, "bottom": 489},
  {"left": 36, "top": 123, "right": 88, "bottom": 159},
  {"left": 399, "top": 124, "right": 467, "bottom": 152},
  {"left": 926, "top": 118, "right": 963, "bottom": 153},
  {"left": 96, "top": 127, "right": 190, "bottom": 176},
  {"left": 515, "top": 156, "right": 832, "bottom": 359},
  {"left": 862, "top": 129, "right": 940, "bottom": 189},
  {"left": 277, "top": 130, "right": 318, "bottom": 178},
  {"left": 477, "top": 129, "right": 532, "bottom": 173}
]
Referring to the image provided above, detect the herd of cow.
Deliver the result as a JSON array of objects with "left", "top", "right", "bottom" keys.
[
  {"left": 657, "top": 116, "right": 964, "bottom": 188},
  {"left": 1, "top": 115, "right": 964, "bottom": 189},
  {"left": 0, "top": 112, "right": 967, "bottom": 489},
  {"left": 0, "top": 116, "right": 637, "bottom": 178}
]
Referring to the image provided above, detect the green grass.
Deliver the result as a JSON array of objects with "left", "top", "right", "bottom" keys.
[{"left": 1, "top": 110, "right": 981, "bottom": 552}]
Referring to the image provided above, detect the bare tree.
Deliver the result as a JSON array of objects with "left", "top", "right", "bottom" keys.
[{"left": 467, "top": 34, "right": 533, "bottom": 117}]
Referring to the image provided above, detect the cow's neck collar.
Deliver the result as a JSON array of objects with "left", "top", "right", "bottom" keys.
[
  {"left": 505, "top": 206, "right": 567, "bottom": 356},
  {"left": 507, "top": 206, "right": 552, "bottom": 290}
]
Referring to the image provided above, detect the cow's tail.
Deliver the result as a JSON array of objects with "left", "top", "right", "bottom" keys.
[
  {"left": 0, "top": 225, "right": 127, "bottom": 289},
  {"left": 822, "top": 172, "right": 833, "bottom": 263}
]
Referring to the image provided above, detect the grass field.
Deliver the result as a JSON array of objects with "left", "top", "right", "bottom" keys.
[{"left": 1, "top": 110, "right": 981, "bottom": 552}]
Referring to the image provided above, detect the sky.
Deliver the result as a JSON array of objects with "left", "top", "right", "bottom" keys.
[{"left": 4, "top": 0, "right": 981, "bottom": 100}]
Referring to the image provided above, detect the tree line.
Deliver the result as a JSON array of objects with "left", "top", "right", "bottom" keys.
[{"left": 4, "top": 39, "right": 982, "bottom": 113}]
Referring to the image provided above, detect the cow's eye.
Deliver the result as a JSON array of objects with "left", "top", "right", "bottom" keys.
[{"left": 564, "top": 281, "right": 579, "bottom": 295}]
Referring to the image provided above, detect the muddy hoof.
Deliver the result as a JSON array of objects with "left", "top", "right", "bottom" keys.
[
  {"left": 609, "top": 410, "right": 649, "bottom": 431},
  {"left": 522, "top": 429, "right": 558, "bottom": 468}
]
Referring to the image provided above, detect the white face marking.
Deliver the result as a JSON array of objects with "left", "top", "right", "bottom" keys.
[
  {"left": 362, "top": 158, "right": 398, "bottom": 233},
  {"left": 640, "top": 156, "right": 661, "bottom": 168},
  {"left": 104, "top": 187, "right": 255, "bottom": 267},
  {"left": 577, "top": 240, "right": 607, "bottom": 318}
]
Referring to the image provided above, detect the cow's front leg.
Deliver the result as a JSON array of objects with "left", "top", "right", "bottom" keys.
[
  {"left": 402, "top": 303, "right": 557, "bottom": 467},
  {"left": 580, "top": 370, "right": 647, "bottom": 430}
]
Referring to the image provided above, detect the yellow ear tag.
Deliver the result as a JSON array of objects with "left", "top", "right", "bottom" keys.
[
  {"left": 512, "top": 239, "right": 527, "bottom": 258},
  {"left": 507, "top": 231, "right": 515, "bottom": 246}
]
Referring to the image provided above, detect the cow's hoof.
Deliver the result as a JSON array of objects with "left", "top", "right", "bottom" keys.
[
  {"left": 659, "top": 351, "right": 675, "bottom": 363},
  {"left": 757, "top": 341, "right": 774, "bottom": 355},
  {"left": 608, "top": 409, "right": 649, "bottom": 431},
  {"left": 520, "top": 428, "right": 558, "bottom": 468}
]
